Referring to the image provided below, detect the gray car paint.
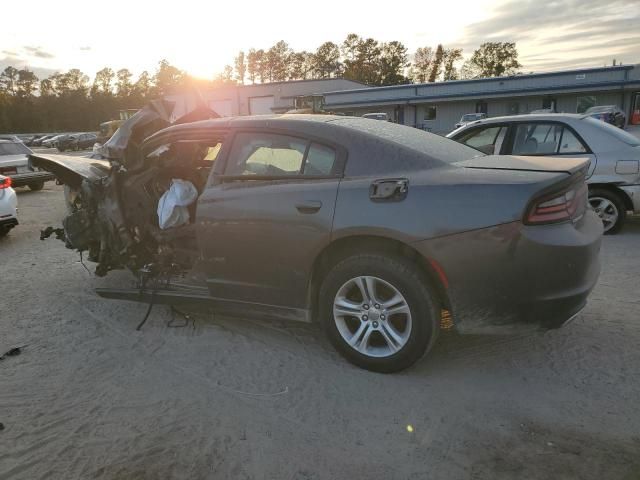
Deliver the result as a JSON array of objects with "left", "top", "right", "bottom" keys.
[
  {"left": 448, "top": 114, "right": 640, "bottom": 214},
  {"left": 31, "top": 114, "right": 602, "bottom": 332}
]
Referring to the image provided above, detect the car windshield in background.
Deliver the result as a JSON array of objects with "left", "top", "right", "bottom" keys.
[
  {"left": 462, "top": 114, "right": 481, "bottom": 121},
  {"left": 0, "top": 142, "right": 31, "bottom": 156},
  {"left": 583, "top": 117, "right": 640, "bottom": 146},
  {"left": 585, "top": 106, "right": 614, "bottom": 113}
]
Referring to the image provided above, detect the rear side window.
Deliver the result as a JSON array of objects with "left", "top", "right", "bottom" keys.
[
  {"left": 457, "top": 126, "right": 507, "bottom": 155},
  {"left": 512, "top": 123, "right": 587, "bottom": 155},
  {"left": 304, "top": 143, "right": 336, "bottom": 175},
  {"left": 226, "top": 132, "right": 337, "bottom": 176}
]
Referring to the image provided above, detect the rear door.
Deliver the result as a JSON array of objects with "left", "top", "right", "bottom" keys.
[
  {"left": 196, "top": 130, "right": 345, "bottom": 309},
  {"left": 505, "top": 121, "right": 597, "bottom": 177}
]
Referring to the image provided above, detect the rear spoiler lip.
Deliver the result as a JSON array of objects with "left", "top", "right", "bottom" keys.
[
  {"left": 463, "top": 166, "right": 574, "bottom": 175},
  {"left": 29, "top": 153, "right": 110, "bottom": 187},
  {"left": 457, "top": 154, "right": 591, "bottom": 177}
]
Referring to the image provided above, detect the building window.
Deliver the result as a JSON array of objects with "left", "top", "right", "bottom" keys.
[
  {"left": 424, "top": 106, "right": 437, "bottom": 121},
  {"left": 577, "top": 96, "right": 596, "bottom": 113},
  {"left": 542, "top": 97, "right": 557, "bottom": 112},
  {"left": 508, "top": 102, "right": 520, "bottom": 115},
  {"left": 476, "top": 101, "right": 488, "bottom": 114}
]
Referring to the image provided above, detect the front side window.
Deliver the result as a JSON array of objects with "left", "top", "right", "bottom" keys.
[
  {"left": 226, "top": 133, "right": 336, "bottom": 176},
  {"left": 457, "top": 125, "right": 507, "bottom": 155},
  {"left": 512, "top": 123, "right": 587, "bottom": 155}
]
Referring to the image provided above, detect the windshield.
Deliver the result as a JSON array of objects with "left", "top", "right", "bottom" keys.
[
  {"left": 586, "top": 106, "right": 614, "bottom": 113},
  {"left": 583, "top": 117, "right": 640, "bottom": 146},
  {"left": 0, "top": 142, "right": 31, "bottom": 156}
]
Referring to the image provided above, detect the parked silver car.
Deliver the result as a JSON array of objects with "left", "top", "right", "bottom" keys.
[
  {"left": 0, "top": 139, "right": 55, "bottom": 190},
  {"left": 454, "top": 112, "right": 487, "bottom": 129},
  {"left": 448, "top": 114, "right": 640, "bottom": 233}
]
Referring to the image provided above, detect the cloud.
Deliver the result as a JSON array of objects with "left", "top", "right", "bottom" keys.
[
  {"left": 455, "top": 0, "right": 640, "bottom": 71},
  {"left": 0, "top": 56, "right": 57, "bottom": 79},
  {"left": 23, "top": 46, "right": 55, "bottom": 59}
]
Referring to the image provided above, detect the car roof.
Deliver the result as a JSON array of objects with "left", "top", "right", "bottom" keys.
[{"left": 460, "top": 113, "right": 588, "bottom": 127}]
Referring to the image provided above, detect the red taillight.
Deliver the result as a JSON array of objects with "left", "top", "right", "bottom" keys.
[
  {"left": 525, "top": 182, "right": 587, "bottom": 225},
  {"left": 0, "top": 176, "right": 11, "bottom": 189}
]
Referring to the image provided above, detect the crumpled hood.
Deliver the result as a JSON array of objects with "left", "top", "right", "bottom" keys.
[{"left": 98, "top": 94, "right": 220, "bottom": 167}]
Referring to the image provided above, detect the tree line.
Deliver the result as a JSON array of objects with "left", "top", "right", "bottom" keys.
[
  {"left": 0, "top": 37, "right": 521, "bottom": 133},
  {"left": 224, "top": 37, "right": 520, "bottom": 86}
]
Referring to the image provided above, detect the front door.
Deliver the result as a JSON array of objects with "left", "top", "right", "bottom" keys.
[{"left": 196, "top": 131, "right": 343, "bottom": 309}]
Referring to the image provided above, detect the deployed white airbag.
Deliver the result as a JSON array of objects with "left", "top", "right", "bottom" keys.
[{"left": 157, "top": 179, "right": 198, "bottom": 229}]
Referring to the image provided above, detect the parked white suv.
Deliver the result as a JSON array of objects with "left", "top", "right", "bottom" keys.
[
  {"left": 447, "top": 114, "right": 640, "bottom": 233},
  {"left": 0, "top": 175, "right": 18, "bottom": 237}
]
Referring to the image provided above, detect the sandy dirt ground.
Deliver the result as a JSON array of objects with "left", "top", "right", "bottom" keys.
[{"left": 1, "top": 183, "right": 639, "bottom": 480}]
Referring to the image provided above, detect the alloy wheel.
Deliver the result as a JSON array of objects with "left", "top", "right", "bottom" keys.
[
  {"left": 589, "top": 196, "right": 618, "bottom": 233},
  {"left": 333, "top": 276, "right": 412, "bottom": 358}
]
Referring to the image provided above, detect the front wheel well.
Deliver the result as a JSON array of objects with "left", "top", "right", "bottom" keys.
[
  {"left": 588, "top": 183, "right": 633, "bottom": 211},
  {"left": 307, "top": 235, "right": 450, "bottom": 322}
]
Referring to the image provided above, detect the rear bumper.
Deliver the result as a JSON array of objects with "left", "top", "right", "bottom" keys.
[
  {"left": 10, "top": 171, "right": 56, "bottom": 187},
  {"left": 414, "top": 210, "right": 603, "bottom": 334},
  {"left": 0, "top": 217, "right": 18, "bottom": 230}
]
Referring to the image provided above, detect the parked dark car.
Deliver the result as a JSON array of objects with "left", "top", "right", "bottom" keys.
[
  {"left": 31, "top": 103, "right": 602, "bottom": 372},
  {"left": 31, "top": 135, "right": 51, "bottom": 147},
  {"left": 57, "top": 133, "right": 98, "bottom": 152},
  {"left": 42, "top": 134, "right": 69, "bottom": 149},
  {"left": 584, "top": 105, "right": 626, "bottom": 128}
]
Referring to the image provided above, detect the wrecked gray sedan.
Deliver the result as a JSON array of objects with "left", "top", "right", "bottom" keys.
[{"left": 31, "top": 100, "right": 603, "bottom": 372}]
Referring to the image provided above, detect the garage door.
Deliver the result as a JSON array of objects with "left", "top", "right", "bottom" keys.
[
  {"left": 249, "top": 96, "right": 275, "bottom": 115},
  {"left": 210, "top": 99, "right": 233, "bottom": 117}
]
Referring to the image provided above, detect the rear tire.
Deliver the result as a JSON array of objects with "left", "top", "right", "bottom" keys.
[
  {"left": 29, "top": 182, "right": 45, "bottom": 191},
  {"left": 589, "top": 188, "right": 626, "bottom": 234},
  {"left": 318, "top": 253, "right": 439, "bottom": 373},
  {"left": 0, "top": 226, "right": 10, "bottom": 237}
]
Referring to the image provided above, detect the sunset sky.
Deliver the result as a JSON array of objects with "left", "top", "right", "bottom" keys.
[{"left": 1, "top": 0, "right": 638, "bottom": 81}]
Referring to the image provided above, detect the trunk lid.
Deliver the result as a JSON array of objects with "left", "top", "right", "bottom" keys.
[
  {"left": 456, "top": 154, "right": 590, "bottom": 176},
  {"left": 0, "top": 154, "right": 29, "bottom": 174}
]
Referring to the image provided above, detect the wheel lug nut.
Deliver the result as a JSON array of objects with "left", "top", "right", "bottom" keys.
[
  {"left": 363, "top": 304, "right": 369, "bottom": 310},
  {"left": 362, "top": 315, "right": 368, "bottom": 321},
  {"left": 374, "top": 303, "right": 380, "bottom": 309},
  {"left": 372, "top": 321, "right": 379, "bottom": 328},
  {"left": 380, "top": 314, "right": 385, "bottom": 320}
]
